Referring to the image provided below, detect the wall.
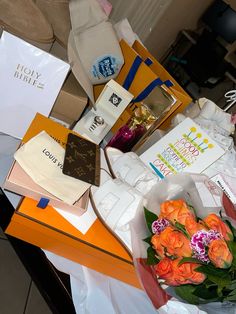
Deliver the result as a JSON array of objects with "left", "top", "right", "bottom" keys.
[
  {"left": 109, "top": 0, "right": 172, "bottom": 42},
  {"left": 145, "top": 0, "right": 214, "bottom": 60}
]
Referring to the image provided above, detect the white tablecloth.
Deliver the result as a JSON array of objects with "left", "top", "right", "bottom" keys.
[{"left": 1, "top": 132, "right": 230, "bottom": 314}]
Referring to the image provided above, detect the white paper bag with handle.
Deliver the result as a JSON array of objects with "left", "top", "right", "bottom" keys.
[
  {"left": 0, "top": 31, "right": 70, "bottom": 139},
  {"left": 14, "top": 131, "right": 90, "bottom": 205}
]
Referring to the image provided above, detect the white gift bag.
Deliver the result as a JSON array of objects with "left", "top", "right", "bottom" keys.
[{"left": 0, "top": 31, "right": 70, "bottom": 139}]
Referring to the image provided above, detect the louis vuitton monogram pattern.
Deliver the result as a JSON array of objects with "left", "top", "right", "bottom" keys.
[{"left": 63, "top": 133, "right": 100, "bottom": 186}]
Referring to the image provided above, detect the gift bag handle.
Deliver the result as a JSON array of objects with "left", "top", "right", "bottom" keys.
[
  {"left": 122, "top": 56, "right": 173, "bottom": 103},
  {"left": 123, "top": 55, "right": 143, "bottom": 90},
  {"left": 133, "top": 77, "right": 164, "bottom": 102},
  {"left": 144, "top": 57, "right": 174, "bottom": 88},
  {"left": 122, "top": 55, "right": 164, "bottom": 103}
]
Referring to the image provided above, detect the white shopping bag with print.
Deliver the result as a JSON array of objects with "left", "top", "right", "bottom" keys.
[{"left": 0, "top": 31, "right": 70, "bottom": 139}]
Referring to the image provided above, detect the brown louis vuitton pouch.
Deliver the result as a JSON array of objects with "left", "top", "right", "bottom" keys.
[{"left": 63, "top": 133, "right": 100, "bottom": 186}]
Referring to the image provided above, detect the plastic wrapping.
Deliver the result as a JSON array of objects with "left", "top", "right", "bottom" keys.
[{"left": 130, "top": 173, "right": 236, "bottom": 313}]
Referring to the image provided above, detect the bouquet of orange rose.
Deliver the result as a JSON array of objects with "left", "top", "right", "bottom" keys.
[
  {"left": 130, "top": 173, "right": 236, "bottom": 311},
  {"left": 145, "top": 199, "right": 236, "bottom": 304}
]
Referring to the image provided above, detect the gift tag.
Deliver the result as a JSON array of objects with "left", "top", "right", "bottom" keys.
[{"left": 63, "top": 133, "right": 100, "bottom": 186}]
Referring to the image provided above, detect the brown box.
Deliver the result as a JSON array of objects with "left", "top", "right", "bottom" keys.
[{"left": 50, "top": 72, "right": 88, "bottom": 126}]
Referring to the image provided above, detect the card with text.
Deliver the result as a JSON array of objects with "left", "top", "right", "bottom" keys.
[{"left": 140, "top": 118, "right": 225, "bottom": 180}]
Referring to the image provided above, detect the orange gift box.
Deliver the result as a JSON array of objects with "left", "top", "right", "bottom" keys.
[
  {"left": 6, "top": 197, "right": 139, "bottom": 287},
  {"left": 94, "top": 40, "right": 191, "bottom": 134},
  {"left": 4, "top": 112, "right": 89, "bottom": 215},
  {"left": 4, "top": 113, "right": 140, "bottom": 288},
  {"left": 132, "top": 40, "right": 192, "bottom": 108},
  {"left": 132, "top": 40, "right": 192, "bottom": 129}
]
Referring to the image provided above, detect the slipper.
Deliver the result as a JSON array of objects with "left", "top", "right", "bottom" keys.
[
  {"left": 104, "top": 147, "right": 158, "bottom": 196},
  {"left": 90, "top": 168, "right": 145, "bottom": 256}
]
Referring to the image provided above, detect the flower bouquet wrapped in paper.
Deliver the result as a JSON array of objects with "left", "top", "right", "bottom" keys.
[{"left": 130, "top": 173, "right": 236, "bottom": 313}]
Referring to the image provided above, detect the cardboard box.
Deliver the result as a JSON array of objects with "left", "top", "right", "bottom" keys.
[
  {"left": 4, "top": 112, "right": 90, "bottom": 214},
  {"left": 4, "top": 160, "right": 89, "bottom": 216},
  {"left": 5, "top": 113, "right": 140, "bottom": 288},
  {"left": 50, "top": 72, "right": 88, "bottom": 126},
  {"left": 73, "top": 79, "right": 134, "bottom": 144}
]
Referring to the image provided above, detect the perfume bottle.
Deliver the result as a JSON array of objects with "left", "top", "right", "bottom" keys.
[{"left": 107, "top": 104, "right": 156, "bottom": 152}]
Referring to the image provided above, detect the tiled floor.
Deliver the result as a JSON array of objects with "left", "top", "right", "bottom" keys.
[
  {"left": 0, "top": 134, "right": 52, "bottom": 313},
  {"left": 0, "top": 227, "right": 52, "bottom": 314}
]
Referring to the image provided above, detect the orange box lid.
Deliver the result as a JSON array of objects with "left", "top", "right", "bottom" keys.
[
  {"left": 16, "top": 197, "right": 131, "bottom": 262},
  {"left": 16, "top": 113, "right": 131, "bottom": 262}
]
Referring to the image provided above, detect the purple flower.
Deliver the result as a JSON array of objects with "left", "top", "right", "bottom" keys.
[
  {"left": 190, "top": 230, "right": 222, "bottom": 263},
  {"left": 152, "top": 218, "right": 170, "bottom": 235}
]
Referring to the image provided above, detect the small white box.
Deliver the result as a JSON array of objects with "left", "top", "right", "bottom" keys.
[{"left": 73, "top": 79, "right": 133, "bottom": 144}]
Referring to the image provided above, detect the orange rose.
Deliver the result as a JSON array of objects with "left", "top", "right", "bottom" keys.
[
  {"left": 185, "top": 216, "right": 208, "bottom": 237},
  {"left": 208, "top": 239, "right": 233, "bottom": 268},
  {"left": 159, "top": 199, "right": 194, "bottom": 225},
  {"left": 204, "top": 213, "right": 233, "bottom": 241},
  {"left": 154, "top": 257, "right": 178, "bottom": 286},
  {"left": 155, "top": 257, "right": 205, "bottom": 286},
  {"left": 151, "top": 226, "right": 192, "bottom": 258},
  {"left": 151, "top": 233, "right": 165, "bottom": 258},
  {"left": 171, "top": 259, "right": 206, "bottom": 286},
  {"left": 154, "top": 257, "right": 173, "bottom": 280}
]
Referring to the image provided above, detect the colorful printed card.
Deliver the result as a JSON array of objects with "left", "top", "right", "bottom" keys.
[{"left": 140, "top": 118, "right": 225, "bottom": 180}]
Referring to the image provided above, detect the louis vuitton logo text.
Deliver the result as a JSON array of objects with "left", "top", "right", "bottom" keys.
[
  {"left": 14, "top": 64, "right": 44, "bottom": 89},
  {"left": 42, "top": 149, "right": 63, "bottom": 169}
]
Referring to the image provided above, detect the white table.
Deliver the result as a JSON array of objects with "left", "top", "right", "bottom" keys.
[{"left": 0, "top": 132, "right": 224, "bottom": 314}]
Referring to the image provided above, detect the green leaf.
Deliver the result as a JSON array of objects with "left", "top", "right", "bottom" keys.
[
  {"left": 174, "top": 222, "right": 190, "bottom": 238},
  {"left": 205, "top": 279, "right": 218, "bottom": 288},
  {"left": 193, "top": 284, "right": 218, "bottom": 300},
  {"left": 228, "top": 288, "right": 236, "bottom": 297},
  {"left": 224, "top": 296, "right": 236, "bottom": 302},
  {"left": 228, "top": 241, "right": 236, "bottom": 258},
  {"left": 146, "top": 246, "right": 159, "bottom": 265},
  {"left": 217, "top": 286, "right": 223, "bottom": 297},
  {"left": 175, "top": 285, "right": 200, "bottom": 304},
  {"left": 226, "top": 282, "right": 236, "bottom": 290},
  {"left": 227, "top": 241, "right": 236, "bottom": 268},
  {"left": 178, "top": 257, "right": 205, "bottom": 266},
  {"left": 225, "top": 220, "right": 236, "bottom": 239},
  {"left": 196, "top": 265, "right": 231, "bottom": 288},
  {"left": 143, "top": 235, "right": 152, "bottom": 245},
  {"left": 175, "top": 284, "right": 221, "bottom": 304},
  {"left": 224, "top": 290, "right": 236, "bottom": 301},
  {"left": 144, "top": 207, "right": 158, "bottom": 233},
  {"left": 196, "top": 264, "right": 229, "bottom": 277},
  {"left": 208, "top": 274, "right": 231, "bottom": 288},
  {"left": 186, "top": 203, "right": 197, "bottom": 216}
]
